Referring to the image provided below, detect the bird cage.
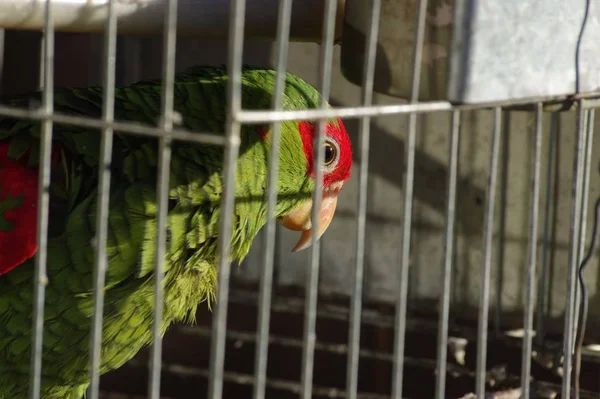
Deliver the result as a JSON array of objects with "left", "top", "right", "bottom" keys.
[{"left": 0, "top": 0, "right": 599, "bottom": 398}]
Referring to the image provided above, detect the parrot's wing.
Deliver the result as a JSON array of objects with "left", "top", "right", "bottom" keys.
[
  {"left": 0, "top": 87, "right": 131, "bottom": 277},
  {"left": 0, "top": 69, "right": 234, "bottom": 280}
]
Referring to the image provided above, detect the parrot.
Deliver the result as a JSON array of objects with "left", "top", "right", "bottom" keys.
[{"left": 0, "top": 65, "right": 353, "bottom": 399}]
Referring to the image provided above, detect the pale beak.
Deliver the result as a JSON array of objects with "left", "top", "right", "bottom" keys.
[{"left": 279, "top": 181, "right": 343, "bottom": 252}]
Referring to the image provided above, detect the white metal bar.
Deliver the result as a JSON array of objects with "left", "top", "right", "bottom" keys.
[
  {"left": 391, "top": 0, "right": 429, "bottom": 395},
  {"left": 520, "top": 103, "right": 543, "bottom": 398},
  {"left": 0, "top": 28, "right": 4, "bottom": 93},
  {"left": 434, "top": 110, "right": 460, "bottom": 399},
  {"left": 571, "top": 109, "right": 589, "bottom": 352},
  {"left": 536, "top": 112, "right": 559, "bottom": 346},
  {"left": 562, "top": 104, "right": 588, "bottom": 398},
  {"left": 207, "top": 0, "right": 246, "bottom": 397},
  {"left": 238, "top": 102, "right": 452, "bottom": 123},
  {"left": 0, "top": 104, "right": 226, "bottom": 145},
  {"left": 252, "top": 0, "right": 293, "bottom": 397},
  {"left": 578, "top": 110, "right": 596, "bottom": 269},
  {"left": 573, "top": 108, "right": 596, "bottom": 398},
  {"left": 572, "top": 109, "right": 595, "bottom": 346},
  {"left": 493, "top": 112, "right": 509, "bottom": 336},
  {"left": 0, "top": 0, "right": 344, "bottom": 43},
  {"left": 346, "top": 0, "right": 380, "bottom": 398},
  {"left": 300, "top": 0, "right": 337, "bottom": 397},
  {"left": 87, "top": 0, "right": 117, "bottom": 397},
  {"left": 237, "top": 96, "right": 600, "bottom": 123},
  {"left": 238, "top": 95, "right": 600, "bottom": 123},
  {"left": 148, "top": 0, "right": 178, "bottom": 396},
  {"left": 475, "top": 106, "right": 502, "bottom": 397},
  {"left": 8, "top": 97, "right": 600, "bottom": 129},
  {"left": 29, "top": 0, "right": 54, "bottom": 397}
]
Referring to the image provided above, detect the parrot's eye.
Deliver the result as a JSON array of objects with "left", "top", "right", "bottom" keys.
[{"left": 323, "top": 141, "right": 337, "bottom": 166}]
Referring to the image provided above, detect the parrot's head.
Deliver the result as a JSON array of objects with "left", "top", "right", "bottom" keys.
[
  {"left": 210, "top": 66, "right": 354, "bottom": 254},
  {"left": 263, "top": 116, "right": 353, "bottom": 252}
]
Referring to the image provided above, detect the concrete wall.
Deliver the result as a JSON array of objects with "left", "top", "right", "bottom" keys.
[{"left": 3, "top": 31, "right": 600, "bottom": 337}]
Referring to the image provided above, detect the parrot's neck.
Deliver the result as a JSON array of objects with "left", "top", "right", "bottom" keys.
[{"left": 166, "top": 125, "right": 313, "bottom": 273}]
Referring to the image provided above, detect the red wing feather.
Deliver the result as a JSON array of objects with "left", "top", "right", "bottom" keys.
[
  {"left": 0, "top": 141, "right": 41, "bottom": 275},
  {"left": 0, "top": 141, "right": 65, "bottom": 276}
]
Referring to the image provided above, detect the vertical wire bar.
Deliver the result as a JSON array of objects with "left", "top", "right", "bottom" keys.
[
  {"left": 207, "top": 0, "right": 246, "bottom": 397},
  {"left": 29, "top": 1, "right": 54, "bottom": 397},
  {"left": 252, "top": 1, "right": 293, "bottom": 398},
  {"left": 572, "top": 108, "right": 595, "bottom": 398},
  {"left": 391, "top": 0, "right": 429, "bottom": 396},
  {"left": 536, "top": 112, "right": 558, "bottom": 346},
  {"left": 571, "top": 110, "right": 589, "bottom": 346},
  {"left": 434, "top": 110, "right": 460, "bottom": 399},
  {"left": 573, "top": 109, "right": 594, "bottom": 345},
  {"left": 148, "top": 0, "right": 178, "bottom": 397},
  {"left": 346, "top": 1, "right": 381, "bottom": 398},
  {"left": 561, "top": 103, "right": 587, "bottom": 399},
  {"left": 520, "top": 103, "right": 543, "bottom": 398},
  {"left": 475, "top": 107, "right": 502, "bottom": 397},
  {"left": 493, "top": 113, "right": 510, "bottom": 335},
  {"left": 300, "top": 1, "right": 337, "bottom": 398},
  {"left": 88, "top": 0, "right": 117, "bottom": 397},
  {"left": 579, "top": 111, "right": 595, "bottom": 264},
  {"left": 0, "top": 29, "right": 4, "bottom": 94},
  {"left": 37, "top": 37, "right": 45, "bottom": 92}
]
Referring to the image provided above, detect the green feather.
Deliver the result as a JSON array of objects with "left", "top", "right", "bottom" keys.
[
  {"left": 0, "top": 65, "right": 326, "bottom": 399},
  {"left": 0, "top": 193, "right": 22, "bottom": 231}
]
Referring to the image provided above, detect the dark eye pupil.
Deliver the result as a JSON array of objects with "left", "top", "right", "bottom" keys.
[{"left": 324, "top": 144, "right": 335, "bottom": 164}]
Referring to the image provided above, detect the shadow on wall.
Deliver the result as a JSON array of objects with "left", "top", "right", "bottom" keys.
[
  {"left": 330, "top": 104, "right": 486, "bottom": 238},
  {"left": 1, "top": 30, "right": 107, "bottom": 96}
]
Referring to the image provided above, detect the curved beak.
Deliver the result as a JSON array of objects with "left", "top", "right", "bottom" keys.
[{"left": 279, "top": 181, "right": 343, "bottom": 252}]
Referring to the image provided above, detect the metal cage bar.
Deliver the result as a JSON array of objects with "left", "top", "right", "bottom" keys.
[
  {"left": 148, "top": 0, "right": 179, "bottom": 397},
  {"left": 579, "top": 110, "right": 596, "bottom": 267},
  {"left": 345, "top": 0, "right": 381, "bottom": 398},
  {"left": 87, "top": 0, "right": 117, "bottom": 397},
  {"left": 300, "top": 1, "right": 338, "bottom": 398},
  {"left": 29, "top": 0, "right": 54, "bottom": 397},
  {"left": 0, "top": 105, "right": 226, "bottom": 144},
  {"left": 536, "top": 112, "right": 559, "bottom": 346},
  {"left": 493, "top": 111, "right": 509, "bottom": 337},
  {"left": 0, "top": 28, "right": 4, "bottom": 93},
  {"left": 475, "top": 106, "right": 502, "bottom": 397},
  {"left": 572, "top": 110, "right": 590, "bottom": 352},
  {"left": 11, "top": 93, "right": 600, "bottom": 130},
  {"left": 237, "top": 102, "right": 451, "bottom": 123},
  {"left": 252, "top": 0, "right": 293, "bottom": 397},
  {"left": 520, "top": 103, "right": 543, "bottom": 398},
  {"left": 391, "top": 0, "right": 429, "bottom": 396},
  {"left": 207, "top": 0, "right": 246, "bottom": 397},
  {"left": 569, "top": 108, "right": 595, "bottom": 396},
  {"left": 562, "top": 103, "right": 588, "bottom": 398},
  {"left": 573, "top": 109, "right": 596, "bottom": 339},
  {"left": 434, "top": 109, "right": 460, "bottom": 399}
]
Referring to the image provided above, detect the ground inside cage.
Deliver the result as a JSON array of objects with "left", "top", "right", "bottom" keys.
[{"left": 97, "top": 286, "right": 600, "bottom": 399}]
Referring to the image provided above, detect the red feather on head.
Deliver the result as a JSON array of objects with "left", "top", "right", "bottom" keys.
[
  {"left": 277, "top": 118, "right": 353, "bottom": 252},
  {"left": 298, "top": 119, "right": 353, "bottom": 186}
]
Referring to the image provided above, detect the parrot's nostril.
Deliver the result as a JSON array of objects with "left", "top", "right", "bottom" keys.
[{"left": 325, "top": 181, "right": 343, "bottom": 195}]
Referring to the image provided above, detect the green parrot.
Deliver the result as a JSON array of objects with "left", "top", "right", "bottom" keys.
[{"left": 0, "top": 65, "right": 353, "bottom": 399}]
